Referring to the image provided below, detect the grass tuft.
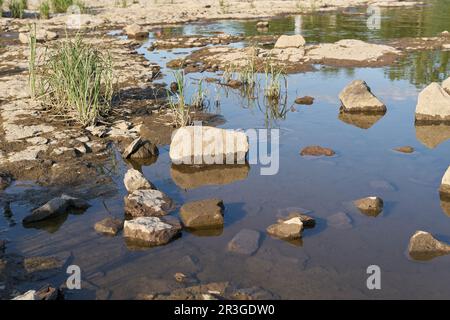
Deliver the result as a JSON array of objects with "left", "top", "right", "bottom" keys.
[
  {"left": 9, "top": 0, "right": 26, "bottom": 18},
  {"left": 168, "top": 71, "right": 191, "bottom": 127},
  {"left": 39, "top": 1, "right": 50, "bottom": 19}
]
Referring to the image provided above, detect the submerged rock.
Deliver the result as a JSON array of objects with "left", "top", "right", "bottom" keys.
[
  {"left": 394, "top": 146, "right": 415, "bottom": 153},
  {"left": 353, "top": 196, "right": 383, "bottom": 216},
  {"left": 180, "top": 199, "right": 224, "bottom": 229},
  {"left": 124, "top": 216, "right": 181, "bottom": 246},
  {"left": 327, "top": 212, "right": 352, "bottom": 229},
  {"left": 295, "top": 96, "right": 314, "bottom": 105},
  {"left": 227, "top": 229, "right": 260, "bottom": 255},
  {"left": 274, "top": 35, "right": 306, "bottom": 49},
  {"left": 408, "top": 230, "right": 450, "bottom": 261},
  {"left": 226, "top": 79, "right": 243, "bottom": 88},
  {"left": 124, "top": 189, "right": 174, "bottom": 217},
  {"left": 440, "top": 166, "right": 450, "bottom": 195},
  {"left": 169, "top": 126, "right": 248, "bottom": 165},
  {"left": 415, "top": 82, "right": 450, "bottom": 123},
  {"left": 23, "top": 195, "right": 90, "bottom": 224},
  {"left": 339, "top": 80, "right": 386, "bottom": 113},
  {"left": 94, "top": 217, "right": 123, "bottom": 236},
  {"left": 124, "top": 168, "right": 155, "bottom": 193},
  {"left": 122, "top": 137, "right": 158, "bottom": 159},
  {"left": 300, "top": 145, "right": 335, "bottom": 157},
  {"left": 124, "top": 24, "right": 148, "bottom": 39},
  {"left": 267, "top": 217, "right": 303, "bottom": 240}
]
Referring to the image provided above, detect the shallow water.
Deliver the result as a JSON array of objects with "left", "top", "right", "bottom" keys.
[{"left": 3, "top": 1, "right": 450, "bottom": 299}]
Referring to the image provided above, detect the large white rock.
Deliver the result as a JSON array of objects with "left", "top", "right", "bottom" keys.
[
  {"left": 124, "top": 168, "right": 154, "bottom": 193},
  {"left": 440, "top": 166, "right": 450, "bottom": 194},
  {"left": 415, "top": 82, "right": 450, "bottom": 122},
  {"left": 443, "top": 77, "right": 450, "bottom": 94},
  {"left": 274, "top": 35, "right": 306, "bottom": 49},
  {"left": 169, "top": 126, "right": 248, "bottom": 165},
  {"left": 124, "top": 216, "right": 181, "bottom": 246},
  {"left": 339, "top": 80, "right": 386, "bottom": 113}
]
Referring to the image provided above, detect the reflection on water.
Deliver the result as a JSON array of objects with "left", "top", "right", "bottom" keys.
[
  {"left": 338, "top": 111, "right": 385, "bottom": 129},
  {"left": 415, "top": 124, "right": 450, "bottom": 149},
  {"left": 171, "top": 164, "right": 250, "bottom": 190}
]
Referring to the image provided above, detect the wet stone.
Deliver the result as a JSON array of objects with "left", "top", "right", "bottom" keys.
[
  {"left": 353, "top": 196, "right": 383, "bottom": 216},
  {"left": 281, "top": 211, "right": 316, "bottom": 228},
  {"left": 339, "top": 80, "right": 386, "bottom": 113},
  {"left": 124, "top": 168, "right": 155, "bottom": 193},
  {"left": 408, "top": 230, "right": 450, "bottom": 261},
  {"left": 23, "top": 256, "right": 64, "bottom": 274},
  {"left": 231, "top": 286, "right": 278, "bottom": 300},
  {"left": 327, "top": 212, "right": 352, "bottom": 229},
  {"left": 122, "top": 137, "right": 158, "bottom": 159},
  {"left": 267, "top": 217, "right": 303, "bottom": 240},
  {"left": 180, "top": 199, "right": 224, "bottom": 229},
  {"left": 300, "top": 145, "right": 335, "bottom": 157},
  {"left": 227, "top": 229, "right": 261, "bottom": 255},
  {"left": 94, "top": 217, "right": 123, "bottom": 236},
  {"left": 295, "top": 96, "right": 314, "bottom": 105},
  {"left": 394, "top": 146, "right": 415, "bottom": 153}
]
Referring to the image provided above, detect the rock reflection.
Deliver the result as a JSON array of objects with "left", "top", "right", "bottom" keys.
[
  {"left": 125, "top": 155, "right": 158, "bottom": 171},
  {"left": 415, "top": 124, "right": 450, "bottom": 149},
  {"left": 171, "top": 164, "right": 250, "bottom": 190},
  {"left": 338, "top": 111, "right": 385, "bottom": 129}
]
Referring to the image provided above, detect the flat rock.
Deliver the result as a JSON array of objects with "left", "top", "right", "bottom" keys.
[
  {"left": 274, "top": 35, "right": 306, "bottom": 48},
  {"left": 408, "top": 230, "right": 450, "bottom": 261},
  {"left": 300, "top": 145, "right": 335, "bottom": 156},
  {"left": 339, "top": 80, "right": 386, "bottom": 113},
  {"left": 227, "top": 229, "right": 260, "bottom": 255},
  {"left": 179, "top": 199, "right": 224, "bottom": 229},
  {"left": 415, "top": 82, "right": 450, "bottom": 123},
  {"left": 440, "top": 166, "right": 450, "bottom": 194},
  {"left": 230, "top": 287, "right": 278, "bottom": 300},
  {"left": 94, "top": 217, "right": 123, "bottom": 236},
  {"left": 353, "top": 196, "right": 383, "bottom": 216},
  {"left": 23, "top": 194, "right": 90, "bottom": 224},
  {"left": 279, "top": 212, "right": 316, "bottom": 228},
  {"left": 124, "top": 189, "right": 174, "bottom": 217},
  {"left": 124, "top": 216, "right": 181, "bottom": 246},
  {"left": 267, "top": 217, "right": 303, "bottom": 240},
  {"left": 169, "top": 126, "right": 248, "bottom": 165},
  {"left": 124, "top": 168, "right": 155, "bottom": 193},
  {"left": 394, "top": 146, "right": 414, "bottom": 153}
]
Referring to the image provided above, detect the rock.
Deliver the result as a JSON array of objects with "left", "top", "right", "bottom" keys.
[
  {"left": 327, "top": 212, "right": 352, "bottom": 229},
  {"left": 174, "top": 272, "right": 198, "bottom": 285},
  {"left": 24, "top": 256, "right": 63, "bottom": 273},
  {"left": 86, "top": 125, "right": 108, "bottom": 138},
  {"left": 227, "top": 79, "right": 243, "bottom": 88},
  {"left": 147, "top": 282, "right": 229, "bottom": 300},
  {"left": 124, "top": 189, "right": 174, "bottom": 217},
  {"left": 12, "top": 290, "right": 37, "bottom": 300},
  {"left": 267, "top": 217, "right": 303, "bottom": 240},
  {"left": 338, "top": 111, "right": 384, "bottom": 129},
  {"left": 443, "top": 77, "right": 450, "bottom": 94},
  {"left": 274, "top": 35, "right": 306, "bottom": 49},
  {"left": 23, "top": 194, "right": 90, "bottom": 224},
  {"left": 170, "top": 82, "right": 179, "bottom": 92},
  {"left": 279, "top": 212, "right": 316, "bottom": 228},
  {"left": 440, "top": 166, "right": 450, "bottom": 194},
  {"left": 124, "top": 168, "right": 155, "bottom": 193},
  {"left": 124, "top": 216, "right": 181, "bottom": 246},
  {"left": 408, "top": 230, "right": 450, "bottom": 261},
  {"left": 300, "top": 145, "right": 335, "bottom": 157},
  {"left": 179, "top": 199, "right": 224, "bottom": 229},
  {"left": 227, "top": 229, "right": 260, "bottom": 255},
  {"left": 295, "top": 96, "right": 314, "bottom": 105},
  {"left": 124, "top": 24, "right": 148, "bottom": 39},
  {"left": 122, "top": 137, "right": 158, "bottom": 159},
  {"left": 256, "top": 21, "right": 269, "bottom": 28},
  {"left": 0, "top": 172, "right": 13, "bottom": 190},
  {"left": 394, "top": 146, "right": 414, "bottom": 153},
  {"left": 231, "top": 287, "right": 278, "bottom": 300},
  {"left": 339, "top": 80, "right": 386, "bottom": 113},
  {"left": 169, "top": 126, "right": 248, "bottom": 165},
  {"left": 18, "top": 30, "right": 58, "bottom": 44},
  {"left": 415, "top": 82, "right": 450, "bottom": 123},
  {"left": 353, "top": 196, "right": 383, "bottom": 216},
  {"left": 441, "top": 31, "right": 450, "bottom": 37},
  {"left": 369, "top": 180, "right": 396, "bottom": 191},
  {"left": 35, "top": 285, "right": 61, "bottom": 300},
  {"left": 94, "top": 218, "right": 123, "bottom": 236}
]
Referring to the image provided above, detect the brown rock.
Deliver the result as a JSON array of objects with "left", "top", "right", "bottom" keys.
[
  {"left": 279, "top": 212, "right": 316, "bottom": 228},
  {"left": 94, "top": 217, "right": 123, "bottom": 236},
  {"left": 300, "top": 145, "right": 335, "bottom": 157},
  {"left": 122, "top": 137, "right": 158, "bottom": 159},
  {"left": 180, "top": 199, "right": 224, "bottom": 229},
  {"left": 353, "top": 196, "right": 383, "bottom": 216},
  {"left": 295, "top": 96, "right": 314, "bottom": 105},
  {"left": 267, "top": 217, "right": 303, "bottom": 240},
  {"left": 124, "top": 189, "right": 174, "bottom": 217},
  {"left": 394, "top": 146, "right": 414, "bottom": 153},
  {"left": 226, "top": 79, "right": 243, "bottom": 88},
  {"left": 227, "top": 229, "right": 260, "bottom": 255},
  {"left": 408, "top": 230, "right": 450, "bottom": 261},
  {"left": 124, "top": 216, "right": 182, "bottom": 246}
]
